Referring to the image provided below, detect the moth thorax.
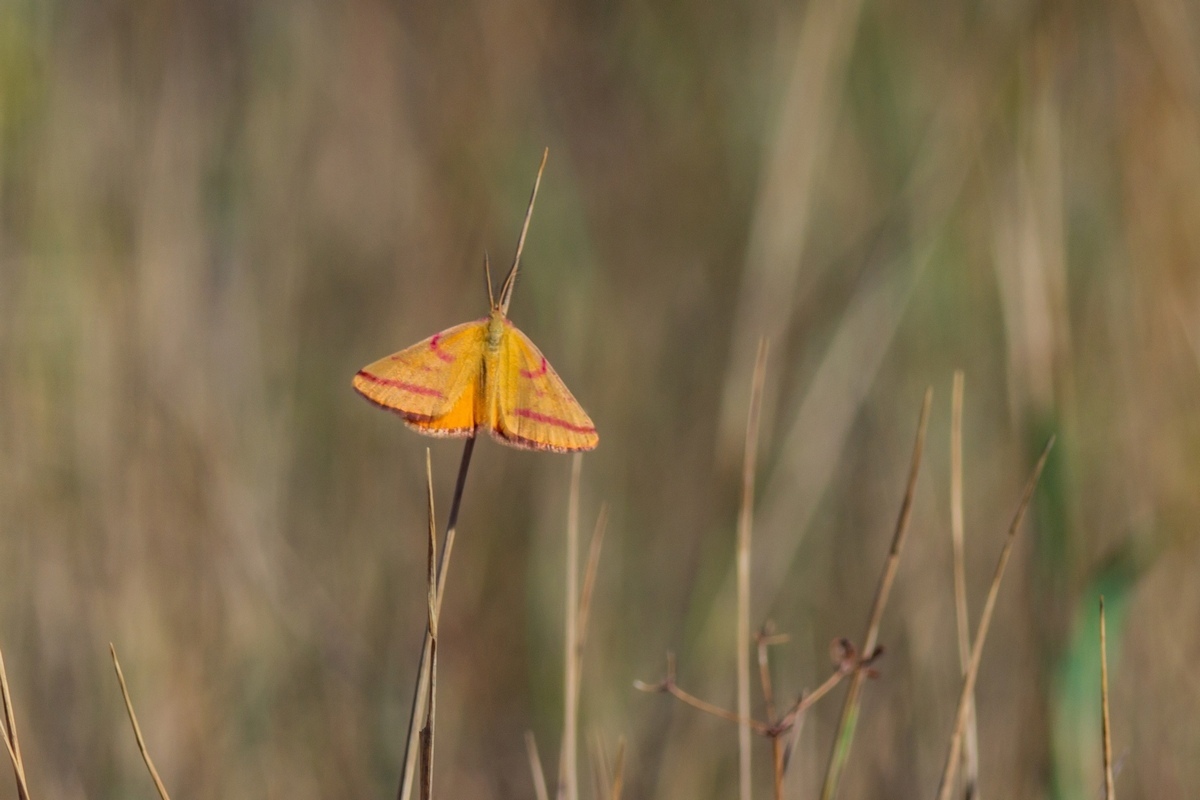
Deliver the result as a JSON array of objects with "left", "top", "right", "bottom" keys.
[{"left": 486, "top": 313, "right": 506, "bottom": 351}]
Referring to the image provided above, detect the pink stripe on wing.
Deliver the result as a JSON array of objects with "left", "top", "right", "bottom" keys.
[
  {"left": 512, "top": 408, "right": 596, "bottom": 434},
  {"left": 356, "top": 370, "right": 444, "bottom": 398}
]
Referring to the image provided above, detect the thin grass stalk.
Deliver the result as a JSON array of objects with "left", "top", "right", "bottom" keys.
[
  {"left": 419, "top": 450, "right": 439, "bottom": 800},
  {"left": 935, "top": 437, "right": 1054, "bottom": 800},
  {"left": 590, "top": 733, "right": 612, "bottom": 800},
  {"left": 0, "top": 651, "right": 30, "bottom": 800},
  {"left": 1100, "top": 596, "right": 1115, "bottom": 800},
  {"left": 577, "top": 507, "right": 608, "bottom": 657},
  {"left": 110, "top": 644, "right": 171, "bottom": 800},
  {"left": 820, "top": 388, "right": 933, "bottom": 800},
  {"left": 610, "top": 737, "right": 627, "bottom": 800},
  {"left": 526, "top": 732, "right": 551, "bottom": 800},
  {"left": 950, "top": 371, "right": 980, "bottom": 799},
  {"left": 399, "top": 436, "right": 476, "bottom": 800},
  {"left": 558, "top": 454, "right": 584, "bottom": 800},
  {"left": 738, "top": 339, "right": 769, "bottom": 800}
]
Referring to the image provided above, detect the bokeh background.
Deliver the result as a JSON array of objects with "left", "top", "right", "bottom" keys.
[{"left": 1, "top": 0, "right": 1199, "bottom": 797}]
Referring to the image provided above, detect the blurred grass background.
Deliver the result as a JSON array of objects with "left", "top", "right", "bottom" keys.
[{"left": 1, "top": 0, "right": 1199, "bottom": 797}]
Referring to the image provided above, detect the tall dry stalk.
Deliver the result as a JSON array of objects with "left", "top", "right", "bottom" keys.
[
  {"left": 0, "top": 651, "right": 30, "bottom": 800},
  {"left": 935, "top": 438, "right": 1054, "bottom": 800},
  {"left": 738, "top": 339, "right": 769, "bottom": 800},
  {"left": 558, "top": 454, "right": 584, "bottom": 800},
  {"left": 110, "top": 644, "right": 171, "bottom": 800},
  {"left": 950, "top": 371, "right": 980, "bottom": 799},
  {"left": 398, "top": 437, "right": 475, "bottom": 800},
  {"left": 820, "top": 388, "right": 932, "bottom": 800},
  {"left": 418, "top": 450, "right": 441, "bottom": 800}
]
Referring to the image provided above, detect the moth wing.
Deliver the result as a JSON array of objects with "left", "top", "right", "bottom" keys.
[
  {"left": 493, "top": 323, "right": 598, "bottom": 452},
  {"left": 353, "top": 320, "right": 487, "bottom": 437}
]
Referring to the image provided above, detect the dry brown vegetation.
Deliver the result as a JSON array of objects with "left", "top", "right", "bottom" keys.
[{"left": 1, "top": 0, "right": 1198, "bottom": 797}]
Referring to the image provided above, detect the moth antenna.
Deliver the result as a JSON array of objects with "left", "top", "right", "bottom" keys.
[
  {"left": 484, "top": 251, "right": 495, "bottom": 310},
  {"left": 499, "top": 147, "right": 548, "bottom": 317}
]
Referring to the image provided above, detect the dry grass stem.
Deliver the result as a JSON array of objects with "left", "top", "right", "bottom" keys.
[
  {"left": 738, "top": 339, "right": 769, "bottom": 800},
  {"left": 110, "top": 644, "right": 171, "bottom": 800},
  {"left": 950, "top": 371, "right": 980, "bottom": 799},
  {"left": 0, "top": 651, "right": 30, "bottom": 800},
  {"left": 419, "top": 450, "right": 439, "bottom": 800},
  {"left": 558, "top": 454, "right": 584, "bottom": 800},
  {"left": 399, "top": 436, "right": 476, "bottom": 800},
  {"left": 526, "top": 732, "right": 551, "bottom": 800},
  {"left": 589, "top": 733, "right": 612, "bottom": 800},
  {"left": 577, "top": 506, "right": 608, "bottom": 655},
  {"left": 820, "top": 388, "right": 933, "bottom": 800},
  {"left": 1101, "top": 596, "right": 1115, "bottom": 800},
  {"left": 935, "top": 437, "right": 1055, "bottom": 800},
  {"left": 610, "top": 737, "right": 627, "bottom": 800}
]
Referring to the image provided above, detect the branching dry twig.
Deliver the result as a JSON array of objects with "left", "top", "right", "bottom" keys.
[
  {"left": 820, "top": 388, "right": 933, "bottom": 800},
  {"left": 756, "top": 624, "right": 789, "bottom": 800},
  {"left": 635, "top": 642, "right": 861, "bottom": 742},
  {"left": 935, "top": 437, "right": 1054, "bottom": 800},
  {"left": 110, "top": 644, "right": 171, "bottom": 800}
]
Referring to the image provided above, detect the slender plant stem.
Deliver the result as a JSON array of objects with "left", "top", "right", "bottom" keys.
[
  {"left": 399, "top": 436, "right": 476, "bottom": 800},
  {"left": 0, "top": 651, "right": 30, "bottom": 800},
  {"left": 526, "top": 732, "right": 551, "bottom": 800},
  {"left": 558, "top": 455, "right": 583, "bottom": 800},
  {"left": 1100, "top": 596, "right": 1115, "bottom": 800},
  {"left": 738, "top": 339, "right": 769, "bottom": 800},
  {"left": 950, "top": 371, "right": 980, "bottom": 800},
  {"left": 935, "top": 437, "right": 1054, "bottom": 800},
  {"left": 419, "top": 450, "right": 439, "bottom": 800},
  {"left": 820, "top": 388, "right": 933, "bottom": 800},
  {"left": 110, "top": 644, "right": 171, "bottom": 800},
  {"left": 609, "top": 737, "right": 627, "bottom": 800}
]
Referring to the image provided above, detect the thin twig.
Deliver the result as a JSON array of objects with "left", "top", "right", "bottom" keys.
[
  {"left": 399, "top": 436, "right": 476, "bottom": 800},
  {"left": 610, "top": 737, "right": 627, "bottom": 800},
  {"left": 821, "top": 388, "right": 933, "bottom": 800},
  {"left": 935, "top": 437, "right": 1055, "bottom": 800},
  {"left": 110, "top": 644, "right": 171, "bottom": 800},
  {"left": 0, "top": 651, "right": 30, "bottom": 800},
  {"left": 950, "top": 371, "right": 980, "bottom": 800},
  {"left": 636, "top": 649, "right": 856, "bottom": 739},
  {"left": 738, "top": 339, "right": 769, "bottom": 800},
  {"left": 558, "top": 454, "right": 584, "bottom": 800},
  {"left": 1100, "top": 596, "right": 1115, "bottom": 800},
  {"left": 635, "top": 653, "right": 766, "bottom": 732},
  {"left": 526, "top": 732, "right": 551, "bottom": 800},
  {"left": 419, "top": 450, "right": 439, "bottom": 800},
  {"left": 757, "top": 624, "right": 787, "bottom": 800}
]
